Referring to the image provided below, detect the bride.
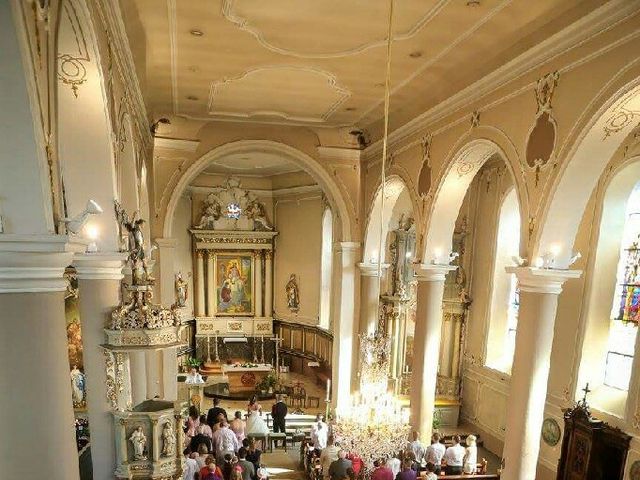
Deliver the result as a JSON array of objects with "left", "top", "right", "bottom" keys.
[{"left": 245, "top": 395, "right": 270, "bottom": 436}]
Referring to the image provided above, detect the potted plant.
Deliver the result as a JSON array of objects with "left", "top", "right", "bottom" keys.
[
  {"left": 257, "top": 372, "right": 278, "bottom": 395},
  {"left": 186, "top": 357, "right": 201, "bottom": 370}
]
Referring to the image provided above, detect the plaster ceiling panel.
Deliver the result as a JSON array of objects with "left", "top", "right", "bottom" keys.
[
  {"left": 208, "top": 66, "right": 350, "bottom": 123},
  {"left": 203, "top": 152, "right": 300, "bottom": 176}
]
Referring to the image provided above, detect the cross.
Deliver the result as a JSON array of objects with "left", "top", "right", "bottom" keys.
[{"left": 581, "top": 383, "right": 591, "bottom": 403}]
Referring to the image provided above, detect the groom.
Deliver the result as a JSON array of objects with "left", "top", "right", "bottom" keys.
[{"left": 271, "top": 394, "right": 288, "bottom": 445}]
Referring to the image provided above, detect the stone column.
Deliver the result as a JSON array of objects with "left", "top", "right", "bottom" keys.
[
  {"left": 357, "top": 263, "right": 389, "bottom": 335},
  {"left": 73, "top": 253, "right": 127, "bottom": 480},
  {"left": 502, "top": 267, "right": 581, "bottom": 480},
  {"left": 206, "top": 250, "right": 214, "bottom": 316},
  {"left": 0, "top": 236, "right": 83, "bottom": 480},
  {"left": 129, "top": 350, "right": 147, "bottom": 405},
  {"left": 264, "top": 250, "right": 273, "bottom": 317},
  {"left": 410, "top": 264, "right": 455, "bottom": 442},
  {"left": 195, "top": 250, "right": 205, "bottom": 316},
  {"left": 155, "top": 238, "right": 178, "bottom": 400},
  {"left": 254, "top": 250, "right": 263, "bottom": 317},
  {"left": 332, "top": 242, "right": 359, "bottom": 411}
]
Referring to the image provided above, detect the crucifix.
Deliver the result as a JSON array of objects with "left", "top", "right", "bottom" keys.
[
  {"left": 581, "top": 383, "right": 591, "bottom": 403},
  {"left": 272, "top": 335, "right": 284, "bottom": 379}
]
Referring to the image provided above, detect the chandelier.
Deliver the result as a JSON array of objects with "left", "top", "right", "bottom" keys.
[{"left": 333, "top": 333, "right": 410, "bottom": 472}]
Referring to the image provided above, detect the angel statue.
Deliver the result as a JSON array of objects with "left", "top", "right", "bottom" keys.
[
  {"left": 246, "top": 200, "right": 273, "bottom": 231},
  {"left": 114, "top": 201, "right": 154, "bottom": 285},
  {"left": 161, "top": 422, "right": 176, "bottom": 457},
  {"left": 286, "top": 274, "right": 300, "bottom": 313},
  {"left": 129, "top": 426, "right": 147, "bottom": 460}
]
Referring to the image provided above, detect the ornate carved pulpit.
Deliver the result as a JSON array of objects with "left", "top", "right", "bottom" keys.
[{"left": 556, "top": 389, "right": 631, "bottom": 480}]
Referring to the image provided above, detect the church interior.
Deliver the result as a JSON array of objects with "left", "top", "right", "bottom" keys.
[{"left": 3, "top": 1, "right": 640, "bottom": 479}]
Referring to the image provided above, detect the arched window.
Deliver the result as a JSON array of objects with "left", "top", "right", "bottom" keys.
[
  {"left": 485, "top": 189, "right": 521, "bottom": 374},
  {"left": 319, "top": 208, "right": 333, "bottom": 329},
  {"left": 603, "top": 183, "right": 640, "bottom": 390}
]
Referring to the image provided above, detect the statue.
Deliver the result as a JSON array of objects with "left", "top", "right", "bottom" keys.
[
  {"left": 114, "top": 201, "right": 154, "bottom": 285},
  {"left": 161, "top": 422, "right": 176, "bottom": 457},
  {"left": 129, "top": 426, "right": 147, "bottom": 460},
  {"left": 195, "top": 199, "right": 221, "bottom": 229},
  {"left": 174, "top": 271, "right": 190, "bottom": 307},
  {"left": 246, "top": 200, "right": 273, "bottom": 231},
  {"left": 70, "top": 365, "right": 85, "bottom": 407},
  {"left": 286, "top": 274, "right": 300, "bottom": 313}
]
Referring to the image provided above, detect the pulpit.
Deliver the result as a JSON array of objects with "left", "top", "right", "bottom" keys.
[{"left": 556, "top": 395, "right": 631, "bottom": 480}]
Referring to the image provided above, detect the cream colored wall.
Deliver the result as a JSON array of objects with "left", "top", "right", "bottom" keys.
[
  {"left": 174, "top": 194, "right": 194, "bottom": 316},
  {"left": 273, "top": 192, "right": 324, "bottom": 325}
]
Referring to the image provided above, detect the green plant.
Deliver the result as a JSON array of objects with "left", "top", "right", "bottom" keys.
[
  {"left": 432, "top": 409, "right": 442, "bottom": 431},
  {"left": 186, "top": 357, "right": 201, "bottom": 368},
  {"left": 257, "top": 372, "right": 278, "bottom": 391}
]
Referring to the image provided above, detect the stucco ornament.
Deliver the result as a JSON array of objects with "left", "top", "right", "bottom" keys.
[
  {"left": 129, "top": 426, "right": 147, "bottom": 460},
  {"left": 161, "top": 422, "right": 176, "bottom": 457}
]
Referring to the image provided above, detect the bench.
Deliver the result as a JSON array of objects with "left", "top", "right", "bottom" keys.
[{"left": 268, "top": 432, "right": 287, "bottom": 452}]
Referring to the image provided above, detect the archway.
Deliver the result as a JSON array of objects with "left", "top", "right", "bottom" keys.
[{"left": 536, "top": 79, "right": 640, "bottom": 267}]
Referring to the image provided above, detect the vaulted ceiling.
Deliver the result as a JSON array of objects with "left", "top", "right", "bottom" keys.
[{"left": 123, "top": 0, "right": 605, "bottom": 133}]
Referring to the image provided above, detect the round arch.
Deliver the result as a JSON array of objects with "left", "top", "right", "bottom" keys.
[
  {"left": 422, "top": 135, "right": 525, "bottom": 263},
  {"left": 362, "top": 174, "right": 417, "bottom": 264},
  {"left": 162, "top": 140, "right": 355, "bottom": 241},
  {"left": 535, "top": 76, "right": 640, "bottom": 268},
  {"left": 55, "top": 0, "right": 119, "bottom": 250}
]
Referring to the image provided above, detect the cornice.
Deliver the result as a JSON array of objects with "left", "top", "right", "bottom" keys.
[
  {"left": 188, "top": 184, "right": 322, "bottom": 198},
  {"left": 412, "top": 263, "right": 457, "bottom": 282},
  {"left": 73, "top": 252, "right": 127, "bottom": 280},
  {"left": 154, "top": 137, "right": 200, "bottom": 152},
  {"left": 357, "top": 262, "right": 390, "bottom": 277},
  {"left": 505, "top": 266, "right": 582, "bottom": 294},
  {"left": 316, "top": 146, "right": 362, "bottom": 162},
  {"left": 363, "top": 0, "right": 640, "bottom": 160}
]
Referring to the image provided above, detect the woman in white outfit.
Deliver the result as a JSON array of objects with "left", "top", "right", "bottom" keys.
[
  {"left": 245, "top": 395, "right": 270, "bottom": 436},
  {"left": 463, "top": 434, "right": 478, "bottom": 474}
]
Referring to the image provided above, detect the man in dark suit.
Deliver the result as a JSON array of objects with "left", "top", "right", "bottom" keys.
[
  {"left": 206, "top": 397, "right": 227, "bottom": 428},
  {"left": 271, "top": 394, "right": 288, "bottom": 445}
]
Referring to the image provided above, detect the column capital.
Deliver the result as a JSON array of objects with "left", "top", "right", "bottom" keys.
[
  {"left": 73, "top": 252, "right": 127, "bottom": 280},
  {"left": 357, "top": 262, "right": 390, "bottom": 277},
  {"left": 413, "top": 263, "right": 456, "bottom": 282},
  {"left": 335, "top": 241, "right": 360, "bottom": 253},
  {"left": 0, "top": 234, "right": 86, "bottom": 293},
  {"left": 505, "top": 266, "right": 582, "bottom": 294}
]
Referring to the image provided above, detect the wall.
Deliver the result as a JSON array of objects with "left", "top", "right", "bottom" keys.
[{"left": 173, "top": 194, "right": 194, "bottom": 316}]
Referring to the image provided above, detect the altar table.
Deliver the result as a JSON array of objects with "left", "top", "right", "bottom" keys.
[{"left": 222, "top": 364, "right": 272, "bottom": 394}]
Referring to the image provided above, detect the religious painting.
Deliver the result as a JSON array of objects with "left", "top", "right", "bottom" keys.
[
  {"left": 541, "top": 417, "right": 561, "bottom": 446},
  {"left": 215, "top": 253, "right": 253, "bottom": 315},
  {"left": 65, "top": 268, "right": 86, "bottom": 409}
]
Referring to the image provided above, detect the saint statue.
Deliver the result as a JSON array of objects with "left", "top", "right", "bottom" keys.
[
  {"left": 129, "top": 426, "right": 147, "bottom": 460},
  {"left": 114, "top": 201, "right": 154, "bottom": 284},
  {"left": 175, "top": 272, "right": 189, "bottom": 307},
  {"left": 70, "top": 365, "right": 85, "bottom": 407},
  {"left": 161, "top": 422, "right": 176, "bottom": 457},
  {"left": 286, "top": 274, "right": 300, "bottom": 313}
]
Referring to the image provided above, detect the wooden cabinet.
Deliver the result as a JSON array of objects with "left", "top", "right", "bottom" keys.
[{"left": 556, "top": 400, "right": 630, "bottom": 480}]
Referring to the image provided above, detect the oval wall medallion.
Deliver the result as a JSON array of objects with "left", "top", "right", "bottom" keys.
[
  {"left": 541, "top": 417, "right": 561, "bottom": 446},
  {"left": 526, "top": 112, "right": 556, "bottom": 170},
  {"left": 630, "top": 460, "right": 640, "bottom": 480}
]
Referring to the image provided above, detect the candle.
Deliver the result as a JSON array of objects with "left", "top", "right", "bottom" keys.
[{"left": 326, "top": 379, "right": 331, "bottom": 402}]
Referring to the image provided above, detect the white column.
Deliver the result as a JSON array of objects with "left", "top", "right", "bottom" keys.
[
  {"left": 264, "top": 250, "right": 273, "bottom": 317},
  {"left": 410, "top": 263, "right": 455, "bottom": 442},
  {"left": 502, "top": 267, "right": 581, "bottom": 480},
  {"left": 195, "top": 250, "right": 205, "bottom": 316},
  {"left": 0, "top": 236, "right": 82, "bottom": 480},
  {"left": 206, "top": 250, "right": 214, "bottom": 316},
  {"left": 332, "top": 242, "right": 359, "bottom": 411},
  {"left": 357, "top": 263, "right": 389, "bottom": 335},
  {"left": 255, "top": 250, "right": 263, "bottom": 317},
  {"left": 129, "top": 350, "right": 147, "bottom": 405},
  {"left": 73, "top": 253, "right": 127, "bottom": 480}
]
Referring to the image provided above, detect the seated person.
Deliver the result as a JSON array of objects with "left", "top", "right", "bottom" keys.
[
  {"left": 443, "top": 435, "right": 465, "bottom": 475},
  {"left": 395, "top": 459, "right": 417, "bottom": 480},
  {"left": 424, "top": 462, "right": 437, "bottom": 480}
]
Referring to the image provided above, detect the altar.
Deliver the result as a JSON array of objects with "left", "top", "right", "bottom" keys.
[{"left": 223, "top": 363, "right": 272, "bottom": 394}]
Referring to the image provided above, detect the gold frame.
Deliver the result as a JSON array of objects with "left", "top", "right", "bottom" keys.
[{"left": 213, "top": 251, "right": 255, "bottom": 316}]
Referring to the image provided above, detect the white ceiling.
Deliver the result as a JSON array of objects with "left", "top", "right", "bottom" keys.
[{"left": 124, "top": 0, "right": 605, "bottom": 129}]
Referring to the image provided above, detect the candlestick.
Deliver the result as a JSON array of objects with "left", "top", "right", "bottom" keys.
[
  {"left": 260, "top": 335, "right": 265, "bottom": 364},
  {"left": 214, "top": 330, "right": 220, "bottom": 362},
  {"left": 206, "top": 335, "right": 211, "bottom": 363},
  {"left": 326, "top": 379, "right": 331, "bottom": 402}
]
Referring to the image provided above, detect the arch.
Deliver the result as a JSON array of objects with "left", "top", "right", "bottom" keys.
[
  {"left": 55, "top": 0, "right": 119, "bottom": 250},
  {"left": 362, "top": 174, "right": 416, "bottom": 264},
  {"left": 163, "top": 140, "right": 354, "bottom": 241},
  {"left": 536, "top": 77, "right": 640, "bottom": 268},
  {"left": 422, "top": 136, "right": 524, "bottom": 263}
]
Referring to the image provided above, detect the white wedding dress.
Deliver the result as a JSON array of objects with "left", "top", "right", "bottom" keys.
[{"left": 245, "top": 404, "right": 270, "bottom": 435}]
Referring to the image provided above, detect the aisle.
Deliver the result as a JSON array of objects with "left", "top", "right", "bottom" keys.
[{"left": 261, "top": 447, "right": 306, "bottom": 480}]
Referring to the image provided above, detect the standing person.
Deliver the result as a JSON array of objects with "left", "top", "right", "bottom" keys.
[
  {"left": 320, "top": 436, "right": 340, "bottom": 480},
  {"left": 395, "top": 459, "right": 417, "bottom": 480},
  {"left": 443, "top": 435, "right": 465, "bottom": 475},
  {"left": 183, "top": 448, "right": 199, "bottom": 480},
  {"left": 186, "top": 367, "right": 205, "bottom": 384},
  {"left": 222, "top": 453, "right": 235, "bottom": 480},
  {"left": 328, "top": 450, "right": 352, "bottom": 480},
  {"left": 407, "top": 432, "right": 425, "bottom": 470},
  {"left": 213, "top": 420, "right": 241, "bottom": 463},
  {"left": 424, "top": 433, "right": 445, "bottom": 475},
  {"left": 311, "top": 420, "right": 328, "bottom": 451},
  {"left": 230, "top": 411, "right": 246, "bottom": 443},
  {"left": 237, "top": 447, "right": 256, "bottom": 480},
  {"left": 190, "top": 425, "right": 213, "bottom": 454},
  {"left": 199, "top": 456, "right": 223, "bottom": 480},
  {"left": 207, "top": 398, "right": 228, "bottom": 428},
  {"left": 371, "top": 459, "right": 394, "bottom": 480},
  {"left": 186, "top": 406, "right": 201, "bottom": 443},
  {"left": 462, "top": 435, "right": 478, "bottom": 474},
  {"left": 245, "top": 438, "right": 262, "bottom": 473},
  {"left": 246, "top": 395, "right": 270, "bottom": 438},
  {"left": 200, "top": 414, "right": 214, "bottom": 438},
  {"left": 271, "top": 394, "right": 288, "bottom": 442},
  {"left": 387, "top": 454, "right": 401, "bottom": 479}
]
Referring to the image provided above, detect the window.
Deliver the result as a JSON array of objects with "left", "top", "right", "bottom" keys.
[
  {"left": 485, "top": 189, "right": 521, "bottom": 374},
  {"left": 603, "top": 184, "right": 640, "bottom": 391},
  {"left": 319, "top": 208, "right": 333, "bottom": 329}
]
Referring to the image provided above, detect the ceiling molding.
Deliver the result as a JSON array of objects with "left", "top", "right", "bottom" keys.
[
  {"left": 316, "top": 146, "right": 362, "bottom": 162},
  {"left": 221, "top": 0, "right": 449, "bottom": 59},
  {"left": 207, "top": 65, "right": 351, "bottom": 123},
  {"left": 188, "top": 184, "right": 321, "bottom": 198},
  {"left": 363, "top": 0, "right": 640, "bottom": 160},
  {"left": 154, "top": 137, "right": 200, "bottom": 152},
  {"left": 167, "top": 0, "right": 179, "bottom": 114}
]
